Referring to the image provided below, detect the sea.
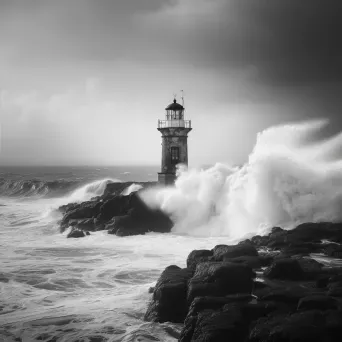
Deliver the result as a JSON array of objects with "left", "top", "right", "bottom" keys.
[
  {"left": 0, "top": 166, "right": 227, "bottom": 342},
  {"left": 2, "top": 119, "right": 342, "bottom": 341}
]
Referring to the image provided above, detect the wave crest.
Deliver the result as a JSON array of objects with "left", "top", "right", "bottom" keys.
[
  {"left": 0, "top": 178, "right": 80, "bottom": 198},
  {"left": 141, "top": 119, "right": 342, "bottom": 239}
]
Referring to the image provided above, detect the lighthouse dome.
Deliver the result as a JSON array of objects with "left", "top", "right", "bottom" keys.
[{"left": 165, "top": 99, "right": 184, "bottom": 111}]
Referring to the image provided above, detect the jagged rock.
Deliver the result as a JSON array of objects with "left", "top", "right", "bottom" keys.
[
  {"left": 251, "top": 235, "right": 269, "bottom": 247},
  {"left": 97, "top": 195, "right": 129, "bottom": 221},
  {"left": 59, "top": 183, "right": 173, "bottom": 237},
  {"left": 66, "top": 229, "right": 89, "bottom": 238},
  {"left": 60, "top": 201, "right": 102, "bottom": 230},
  {"left": 144, "top": 265, "right": 193, "bottom": 323},
  {"left": 187, "top": 262, "right": 255, "bottom": 304},
  {"left": 186, "top": 250, "right": 214, "bottom": 271},
  {"left": 212, "top": 242, "right": 258, "bottom": 261},
  {"left": 74, "top": 218, "right": 96, "bottom": 231}
]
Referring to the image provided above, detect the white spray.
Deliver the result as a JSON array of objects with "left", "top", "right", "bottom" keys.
[{"left": 140, "top": 119, "right": 342, "bottom": 240}]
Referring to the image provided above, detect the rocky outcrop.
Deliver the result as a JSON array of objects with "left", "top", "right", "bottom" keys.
[
  {"left": 144, "top": 265, "right": 193, "bottom": 323},
  {"left": 144, "top": 222, "right": 342, "bottom": 341},
  {"left": 58, "top": 182, "right": 173, "bottom": 237},
  {"left": 66, "top": 228, "right": 90, "bottom": 238}
]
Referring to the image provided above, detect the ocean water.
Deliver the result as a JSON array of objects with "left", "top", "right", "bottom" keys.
[
  {"left": 0, "top": 166, "right": 227, "bottom": 342},
  {"left": 2, "top": 119, "right": 342, "bottom": 341}
]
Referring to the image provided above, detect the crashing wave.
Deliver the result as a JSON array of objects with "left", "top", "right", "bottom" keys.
[{"left": 141, "top": 119, "right": 342, "bottom": 239}]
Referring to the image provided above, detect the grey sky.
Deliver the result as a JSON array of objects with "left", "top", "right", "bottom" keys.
[{"left": 1, "top": 0, "right": 341, "bottom": 166}]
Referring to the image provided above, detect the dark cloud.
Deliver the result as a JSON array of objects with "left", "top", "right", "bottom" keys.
[
  {"left": 185, "top": 0, "right": 342, "bottom": 85},
  {"left": 3, "top": 0, "right": 341, "bottom": 86}
]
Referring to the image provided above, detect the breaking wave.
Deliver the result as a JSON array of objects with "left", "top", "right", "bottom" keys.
[
  {"left": 141, "top": 119, "right": 342, "bottom": 239},
  {"left": 0, "top": 177, "right": 121, "bottom": 202},
  {"left": 0, "top": 178, "right": 80, "bottom": 198},
  {"left": 63, "top": 178, "right": 121, "bottom": 203}
]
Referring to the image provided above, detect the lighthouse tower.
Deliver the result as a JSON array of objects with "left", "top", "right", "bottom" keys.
[{"left": 157, "top": 97, "right": 192, "bottom": 185}]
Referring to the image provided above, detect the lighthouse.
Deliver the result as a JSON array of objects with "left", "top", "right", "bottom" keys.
[{"left": 157, "top": 97, "right": 192, "bottom": 185}]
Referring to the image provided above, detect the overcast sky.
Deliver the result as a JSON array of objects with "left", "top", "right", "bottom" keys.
[{"left": 1, "top": 0, "right": 342, "bottom": 166}]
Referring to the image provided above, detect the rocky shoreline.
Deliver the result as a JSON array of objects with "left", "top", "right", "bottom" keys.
[
  {"left": 143, "top": 222, "right": 342, "bottom": 341},
  {"left": 58, "top": 182, "right": 173, "bottom": 237},
  {"left": 59, "top": 182, "right": 342, "bottom": 341}
]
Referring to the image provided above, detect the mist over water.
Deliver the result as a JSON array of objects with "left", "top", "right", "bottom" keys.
[{"left": 141, "top": 119, "right": 342, "bottom": 239}]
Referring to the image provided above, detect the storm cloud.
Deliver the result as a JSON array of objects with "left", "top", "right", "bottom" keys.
[{"left": 0, "top": 0, "right": 341, "bottom": 166}]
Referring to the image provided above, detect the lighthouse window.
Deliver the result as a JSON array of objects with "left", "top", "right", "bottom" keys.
[{"left": 171, "top": 147, "right": 180, "bottom": 164}]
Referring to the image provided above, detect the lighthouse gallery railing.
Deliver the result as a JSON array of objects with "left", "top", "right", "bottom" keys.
[{"left": 158, "top": 120, "right": 191, "bottom": 129}]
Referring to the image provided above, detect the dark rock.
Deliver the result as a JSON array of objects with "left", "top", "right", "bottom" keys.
[
  {"left": 212, "top": 243, "right": 258, "bottom": 261},
  {"left": 264, "top": 258, "right": 305, "bottom": 281},
  {"left": 187, "top": 262, "right": 255, "bottom": 304},
  {"left": 74, "top": 218, "right": 96, "bottom": 231},
  {"left": 183, "top": 304, "right": 247, "bottom": 342},
  {"left": 180, "top": 301, "right": 278, "bottom": 342},
  {"left": 67, "top": 229, "right": 88, "bottom": 238},
  {"left": 315, "top": 274, "right": 331, "bottom": 288},
  {"left": 186, "top": 250, "right": 213, "bottom": 271},
  {"left": 328, "top": 286, "right": 342, "bottom": 297},
  {"left": 187, "top": 294, "right": 253, "bottom": 317},
  {"left": 258, "top": 286, "right": 315, "bottom": 307},
  {"left": 325, "top": 244, "right": 342, "bottom": 258},
  {"left": 248, "top": 311, "right": 327, "bottom": 342},
  {"left": 297, "top": 295, "right": 339, "bottom": 311},
  {"left": 225, "top": 256, "right": 262, "bottom": 269},
  {"left": 111, "top": 193, "right": 173, "bottom": 236},
  {"left": 60, "top": 201, "right": 102, "bottom": 231},
  {"left": 98, "top": 195, "right": 129, "bottom": 221},
  {"left": 251, "top": 235, "right": 269, "bottom": 247},
  {"left": 289, "top": 222, "right": 342, "bottom": 244},
  {"left": 253, "top": 281, "right": 268, "bottom": 290},
  {"left": 144, "top": 265, "right": 193, "bottom": 323},
  {"left": 258, "top": 255, "right": 274, "bottom": 267},
  {"left": 281, "top": 242, "right": 324, "bottom": 256}
]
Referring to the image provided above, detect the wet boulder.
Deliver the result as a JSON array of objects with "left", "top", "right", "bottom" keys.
[
  {"left": 74, "top": 218, "right": 96, "bottom": 231},
  {"left": 224, "top": 256, "right": 262, "bottom": 269},
  {"left": 264, "top": 258, "right": 305, "bottom": 281},
  {"left": 297, "top": 295, "right": 339, "bottom": 311},
  {"left": 60, "top": 201, "right": 102, "bottom": 230},
  {"left": 108, "top": 193, "right": 173, "bottom": 236},
  {"left": 187, "top": 262, "right": 255, "bottom": 304},
  {"left": 144, "top": 265, "right": 193, "bottom": 323},
  {"left": 257, "top": 286, "right": 317, "bottom": 308},
  {"left": 97, "top": 195, "right": 129, "bottom": 222},
  {"left": 66, "top": 228, "right": 90, "bottom": 238},
  {"left": 248, "top": 311, "right": 327, "bottom": 342},
  {"left": 251, "top": 235, "right": 269, "bottom": 247},
  {"left": 186, "top": 250, "right": 214, "bottom": 271},
  {"left": 180, "top": 300, "right": 278, "bottom": 342},
  {"left": 212, "top": 242, "right": 258, "bottom": 261}
]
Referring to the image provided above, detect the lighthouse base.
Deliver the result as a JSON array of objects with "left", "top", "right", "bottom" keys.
[{"left": 158, "top": 172, "right": 176, "bottom": 186}]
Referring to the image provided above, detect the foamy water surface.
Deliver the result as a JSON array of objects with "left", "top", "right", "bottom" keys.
[{"left": 0, "top": 196, "right": 227, "bottom": 342}]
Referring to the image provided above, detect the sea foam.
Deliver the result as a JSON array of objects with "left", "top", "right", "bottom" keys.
[{"left": 141, "top": 119, "right": 342, "bottom": 239}]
